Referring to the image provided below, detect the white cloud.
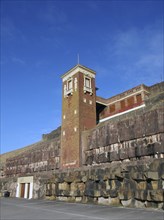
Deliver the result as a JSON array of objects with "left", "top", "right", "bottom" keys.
[{"left": 104, "top": 23, "right": 163, "bottom": 86}]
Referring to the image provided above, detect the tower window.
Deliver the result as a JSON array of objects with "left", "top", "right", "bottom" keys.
[
  {"left": 64, "top": 78, "right": 73, "bottom": 97},
  {"left": 68, "top": 79, "right": 72, "bottom": 90},
  {"left": 85, "top": 77, "right": 90, "bottom": 88},
  {"left": 84, "top": 76, "right": 93, "bottom": 94}
]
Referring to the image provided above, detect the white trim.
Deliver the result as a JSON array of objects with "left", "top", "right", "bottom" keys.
[
  {"left": 96, "top": 89, "right": 149, "bottom": 106},
  {"left": 16, "top": 183, "right": 20, "bottom": 198},
  {"left": 16, "top": 176, "right": 33, "bottom": 199},
  {"left": 24, "top": 183, "right": 28, "bottom": 199},
  {"left": 29, "top": 182, "right": 33, "bottom": 199},
  {"left": 96, "top": 100, "right": 107, "bottom": 106},
  {"left": 99, "top": 104, "right": 145, "bottom": 123},
  {"left": 62, "top": 66, "right": 95, "bottom": 82},
  {"left": 106, "top": 91, "right": 144, "bottom": 106},
  {"left": 63, "top": 160, "right": 77, "bottom": 166}
]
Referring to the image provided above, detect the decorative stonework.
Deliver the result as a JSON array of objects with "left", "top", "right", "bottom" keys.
[
  {"left": 62, "top": 65, "right": 96, "bottom": 82},
  {"left": 74, "top": 78, "right": 77, "bottom": 91}
]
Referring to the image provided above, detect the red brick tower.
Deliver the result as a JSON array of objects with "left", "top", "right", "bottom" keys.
[{"left": 60, "top": 64, "right": 96, "bottom": 169}]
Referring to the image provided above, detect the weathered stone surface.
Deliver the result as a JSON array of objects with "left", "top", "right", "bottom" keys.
[
  {"left": 147, "top": 190, "right": 164, "bottom": 202},
  {"left": 121, "top": 198, "right": 134, "bottom": 207},
  {"left": 136, "top": 181, "right": 147, "bottom": 190},
  {"left": 144, "top": 172, "right": 159, "bottom": 180},
  {"left": 131, "top": 172, "right": 146, "bottom": 181},
  {"left": 119, "top": 189, "right": 133, "bottom": 200},
  {"left": 135, "top": 190, "right": 147, "bottom": 201},
  {"left": 98, "top": 197, "right": 109, "bottom": 205},
  {"left": 134, "top": 199, "right": 146, "bottom": 208}
]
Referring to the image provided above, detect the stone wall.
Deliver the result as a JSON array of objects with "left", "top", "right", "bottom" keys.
[
  {"left": 82, "top": 108, "right": 164, "bottom": 166},
  {"left": 1, "top": 158, "right": 163, "bottom": 209},
  {"left": 42, "top": 158, "right": 163, "bottom": 209},
  {"left": 5, "top": 136, "right": 60, "bottom": 177},
  {"left": 1, "top": 82, "right": 163, "bottom": 210}
]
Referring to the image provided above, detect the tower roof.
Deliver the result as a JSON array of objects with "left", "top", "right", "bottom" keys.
[{"left": 61, "top": 64, "right": 96, "bottom": 82}]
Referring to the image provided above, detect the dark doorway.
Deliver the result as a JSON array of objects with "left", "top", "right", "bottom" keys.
[{"left": 20, "top": 183, "right": 25, "bottom": 198}]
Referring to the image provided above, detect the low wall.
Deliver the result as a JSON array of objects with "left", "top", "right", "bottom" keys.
[
  {"left": 45, "top": 158, "right": 164, "bottom": 209},
  {"left": 1, "top": 159, "right": 163, "bottom": 209}
]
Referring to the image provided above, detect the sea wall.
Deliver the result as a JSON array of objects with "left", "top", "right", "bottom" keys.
[
  {"left": 43, "top": 158, "right": 164, "bottom": 209},
  {"left": 1, "top": 159, "right": 163, "bottom": 209},
  {"left": 5, "top": 137, "right": 60, "bottom": 177},
  {"left": 82, "top": 108, "right": 164, "bottom": 166}
]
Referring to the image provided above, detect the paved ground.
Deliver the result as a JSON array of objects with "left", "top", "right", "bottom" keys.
[{"left": 1, "top": 197, "right": 163, "bottom": 220}]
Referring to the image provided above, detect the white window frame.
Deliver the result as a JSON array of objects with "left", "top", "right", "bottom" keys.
[
  {"left": 83, "top": 76, "right": 93, "bottom": 95},
  {"left": 64, "top": 78, "right": 73, "bottom": 97}
]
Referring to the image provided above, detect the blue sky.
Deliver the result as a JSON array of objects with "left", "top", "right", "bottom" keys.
[{"left": 1, "top": 0, "right": 163, "bottom": 154}]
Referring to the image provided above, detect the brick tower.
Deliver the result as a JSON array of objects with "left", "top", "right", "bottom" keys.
[{"left": 60, "top": 64, "right": 96, "bottom": 169}]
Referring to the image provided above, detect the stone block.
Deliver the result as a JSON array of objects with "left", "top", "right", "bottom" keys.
[
  {"left": 131, "top": 172, "right": 146, "bottom": 181},
  {"left": 84, "top": 181, "right": 94, "bottom": 197},
  {"left": 121, "top": 198, "right": 134, "bottom": 207},
  {"left": 109, "top": 190, "right": 118, "bottom": 198},
  {"left": 108, "top": 197, "right": 120, "bottom": 206},
  {"left": 134, "top": 116, "right": 145, "bottom": 139},
  {"left": 94, "top": 190, "right": 101, "bottom": 197},
  {"left": 135, "top": 190, "right": 147, "bottom": 201},
  {"left": 145, "top": 201, "right": 159, "bottom": 209},
  {"left": 128, "top": 148, "right": 136, "bottom": 158},
  {"left": 58, "top": 182, "right": 69, "bottom": 191},
  {"left": 157, "top": 109, "right": 164, "bottom": 133},
  {"left": 82, "top": 176, "right": 88, "bottom": 182},
  {"left": 134, "top": 199, "right": 146, "bottom": 208},
  {"left": 75, "top": 197, "right": 82, "bottom": 202},
  {"left": 108, "top": 123, "right": 118, "bottom": 144},
  {"left": 89, "top": 130, "right": 97, "bottom": 149},
  {"left": 119, "top": 189, "right": 133, "bottom": 200},
  {"left": 97, "top": 126, "right": 108, "bottom": 147},
  {"left": 151, "top": 181, "right": 158, "bottom": 190},
  {"left": 77, "top": 182, "right": 85, "bottom": 193},
  {"left": 147, "top": 190, "right": 164, "bottom": 202},
  {"left": 136, "top": 181, "right": 147, "bottom": 190},
  {"left": 108, "top": 151, "right": 119, "bottom": 162},
  {"left": 85, "top": 155, "right": 93, "bottom": 165},
  {"left": 154, "top": 142, "right": 164, "bottom": 154},
  {"left": 98, "top": 153, "right": 108, "bottom": 163},
  {"left": 119, "top": 149, "right": 128, "bottom": 160},
  {"left": 145, "top": 172, "right": 159, "bottom": 180},
  {"left": 144, "top": 110, "right": 159, "bottom": 135},
  {"left": 98, "top": 197, "right": 109, "bottom": 205},
  {"left": 70, "top": 183, "right": 78, "bottom": 196},
  {"left": 56, "top": 196, "right": 69, "bottom": 202}
]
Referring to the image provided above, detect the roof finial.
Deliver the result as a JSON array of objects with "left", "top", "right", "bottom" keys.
[{"left": 77, "top": 53, "right": 80, "bottom": 65}]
